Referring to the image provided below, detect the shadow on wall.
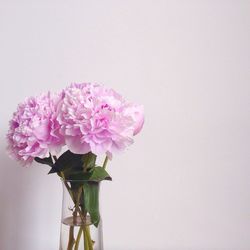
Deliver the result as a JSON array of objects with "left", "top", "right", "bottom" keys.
[{"left": 0, "top": 142, "right": 35, "bottom": 250}]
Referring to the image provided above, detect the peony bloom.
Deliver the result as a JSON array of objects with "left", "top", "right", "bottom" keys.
[
  {"left": 7, "top": 92, "right": 65, "bottom": 165},
  {"left": 58, "top": 83, "right": 144, "bottom": 158},
  {"left": 123, "top": 103, "right": 144, "bottom": 136}
]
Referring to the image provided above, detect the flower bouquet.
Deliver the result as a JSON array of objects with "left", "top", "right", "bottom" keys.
[{"left": 7, "top": 83, "right": 144, "bottom": 250}]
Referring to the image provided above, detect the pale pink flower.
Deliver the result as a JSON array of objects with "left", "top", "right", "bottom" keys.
[
  {"left": 58, "top": 83, "right": 144, "bottom": 158},
  {"left": 7, "top": 92, "right": 65, "bottom": 165},
  {"left": 123, "top": 103, "right": 144, "bottom": 136}
]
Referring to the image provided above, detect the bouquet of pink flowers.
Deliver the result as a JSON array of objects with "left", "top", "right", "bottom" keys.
[{"left": 7, "top": 83, "right": 144, "bottom": 250}]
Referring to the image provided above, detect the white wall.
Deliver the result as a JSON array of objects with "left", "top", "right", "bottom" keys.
[{"left": 0, "top": 1, "right": 249, "bottom": 249}]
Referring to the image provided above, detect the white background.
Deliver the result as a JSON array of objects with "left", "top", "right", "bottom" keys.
[{"left": 0, "top": 1, "right": 250, "bottom": 250}]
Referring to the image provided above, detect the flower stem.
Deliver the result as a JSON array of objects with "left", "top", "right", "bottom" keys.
[
  {"left": 60, "top": 172, "right": 75, "bottom": 202},
  {"left": 74, "top": 226, "right": 83, "bottom": 250},
  {"left": 83, "top": 225, "right": 93, "bottom": 250},
  {"left": 64, "top": 183, "right": 94, "bottom": 250},
  {"left": 103, "top": 156, "right": 108, "bottom": 169},
  {"left": 85, "top": 225, "right": 93, "bottom": 250},
  {"left": 67, "top": 226, "right": 75, "bottom": 250},
  {"left": 83, "top": 228, "right": 89, "bottom": 250}
]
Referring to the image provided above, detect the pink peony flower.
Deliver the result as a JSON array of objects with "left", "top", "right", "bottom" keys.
[
  {"left": 58, "top": 83, "right": 144, "bottom": 158},
  {"left": 7, "top": 92, "right": 65, "bottom": 165},
  {"left": 123, "top": 103, "right": 144, "bottom": 136}
]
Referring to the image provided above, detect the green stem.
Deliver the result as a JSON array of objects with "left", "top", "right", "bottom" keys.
[
  {"left": 67, "top": 226, "right": 75, "bottom": 250},
  {"left": 83, "top": 225, "right": 94, "bottom": 250},
  {"left": 85, "top": 225, "right": 93, "bottom": 250},
  {"left": 102, "top": 156, "right": 108, "bottom": 169},
  {"left": 62, "top": 180, "right": 94, "bottom": 250},
  {"left": 67, "top": 187, "right": 82, "bottom": 250},
  {"left": 74, "top": 226, "right": 83, "bottom": 250},
  {"left": 60, "top": 172, "right": 75, "bottom": 202},
  {"left": 83, "top": 228, "right": 89, "bottom": 250}
]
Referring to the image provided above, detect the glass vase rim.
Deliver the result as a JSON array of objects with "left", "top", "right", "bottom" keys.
[{"left": 60, "top": 177, "right": 101, "bottom": 183}]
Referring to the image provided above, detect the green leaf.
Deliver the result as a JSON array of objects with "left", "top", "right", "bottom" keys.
[
  {"left": 89, "top": 167, "right": 112, "bottom": 181},
  {"left": 49, "top": 150, "right": 83, "bottom": 174},
  {"left": 34, "top": 155, "right": 53, "bottom": 167},
  {"left": 48, "top": 167, "right": 58, "bottom": 174},
  {"left": 82, "top": 152, "right": 97, "bottom": 172},
  {"left": 66, "top": 167, "right": 112, "bottom": 182},
  {"left": 83, "top": 182, "right": 100, "bottom": 227}
]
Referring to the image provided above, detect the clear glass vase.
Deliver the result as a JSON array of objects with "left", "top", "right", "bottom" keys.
[{"left": 59, "top": 179, "right": 103, "bottom": 250}]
